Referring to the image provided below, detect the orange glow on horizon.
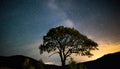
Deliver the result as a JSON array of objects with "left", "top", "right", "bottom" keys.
[{"left": 72, "top": 42, "right": 120, "bottom": 63}]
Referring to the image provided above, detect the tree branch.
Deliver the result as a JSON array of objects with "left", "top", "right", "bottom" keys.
[
  {"left": 66, "top": 53, "right": 72, "bottom": 58},
  {"left": 56, "top": 39, "right": 62, "bottom": 49},
  {"left": 65, "top": 49, "right": 70, "bottom": 56},
  {"left": 49, "top": 51, "right": 59, "bottom": 57}
]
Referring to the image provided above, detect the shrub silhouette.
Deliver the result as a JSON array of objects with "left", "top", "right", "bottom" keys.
[
  {"left": 37, "top": 59, "right": 44, "bottom": 69},
  {"left": 23, "top": 58, "right": 35, "bottom": 69},
  {"left": 69, "top": 58, "right": 87, "bottom": 69},
  {"left": 23, "top": 58, "right": 44, "bottom": 69},
  {"left": 69, "top": 58, "right": 77, "bottom": 69}
]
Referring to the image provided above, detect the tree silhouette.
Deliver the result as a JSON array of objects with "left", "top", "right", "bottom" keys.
[{"left": 39, "top": 26, "right": 98, "bottom": 69}]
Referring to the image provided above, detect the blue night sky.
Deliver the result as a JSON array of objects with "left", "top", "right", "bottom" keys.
[{"left": 0, "top": 0, "right": 120, "bottom": 65}]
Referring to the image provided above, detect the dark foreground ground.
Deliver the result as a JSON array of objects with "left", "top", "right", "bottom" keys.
[{"left": 0, "top": 52, "right": 120, "bottom": 69}]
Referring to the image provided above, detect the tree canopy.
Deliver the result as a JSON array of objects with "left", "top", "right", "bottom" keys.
[{"left": 39, "top": 26, "right": 98, "bottom": 69}]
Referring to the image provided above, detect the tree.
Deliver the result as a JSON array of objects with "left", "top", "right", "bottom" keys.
[{"left": 39, "top": 26, "right": 98, "bottom": 69}]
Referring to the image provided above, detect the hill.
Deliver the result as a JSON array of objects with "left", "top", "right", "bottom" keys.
[
  {"left": 82, "top": 52, "right": 120, "bottom": 69},
  {"left": 0, "top": 52, "right": 120, "bottom": 69},
  {"left": 0, "top": 55, "right": 44, "bottom": 69}
]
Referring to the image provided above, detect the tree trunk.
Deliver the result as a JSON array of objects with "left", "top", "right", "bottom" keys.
[
  {"left": 62, "top": 60, "right": 66, "bottom": 69},
  {"left": 59, "top": 50, "right": 66, "bottom": 69}
]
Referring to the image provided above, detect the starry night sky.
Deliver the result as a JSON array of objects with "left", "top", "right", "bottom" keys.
[{"left": 0, "top": 0, "right": 120, "bottom": 65}]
